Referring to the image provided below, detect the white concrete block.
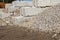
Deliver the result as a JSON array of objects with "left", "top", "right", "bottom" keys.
[
  {"left": 33, "top": 0, "right": 60, "bottom": 7},
  {"left": 0, "top": 12, "right": 13, "bottom": 19},
  {"left": 51, "top": 0, "right": 60, "bottom": 5},
  {"left": 5, "top": 3, "right": 12, "bottom": 9},
  {"left": 5, "top": 4, "right": 16, "bottom": 13},
  {"left": 12, "top": 16, "right": 24, "bottom": 25},
  {"left": 12, "top": 16, "right": 31, "bottom": 25},
  {"left": 20, "top": 7, "right": 47, "bottom": 16},
  {"left": 7, "top": 6, "right": 20, "bottom": 13},
  {"left": 12, "top": 1, "right": 33, "bottom": 7},
  {"left": 0, "top": 9, "right": 4, "bottom": 11}
]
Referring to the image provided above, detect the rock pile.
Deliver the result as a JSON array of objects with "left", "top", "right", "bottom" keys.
[
  {"left": 1, "top": 4, "right": 60, "bottom": 33},
  {"left": 17, "top": 4, "right": 60, "bottom": 33}
]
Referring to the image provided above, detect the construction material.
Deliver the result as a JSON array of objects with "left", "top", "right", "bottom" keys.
[
  {"left": 20, "top": 7, "right": 47, "bottom": 16},
  {"left": 12, "top": 1, "right": 33, "bottom": 7}
]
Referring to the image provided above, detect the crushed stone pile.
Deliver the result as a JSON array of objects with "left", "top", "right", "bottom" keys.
[
  {"left": 0, "top": 4, "right": 60, "bottom": 40},
  {"left": 19, "top": 4, "right": 60, "bottom": 33},
  {"left": 1, "top": 4, "right": 60, "bottom": 33}
]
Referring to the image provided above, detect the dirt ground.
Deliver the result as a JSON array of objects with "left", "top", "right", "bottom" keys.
[{"left": 0, "top": 25, "right": 60, "bottom": 40}]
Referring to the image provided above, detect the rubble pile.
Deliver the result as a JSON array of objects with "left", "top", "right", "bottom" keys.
[
  {"left": 25, "top": 4, "right": 60, "bottom": 33},
  {"left": 10, "top": 4, "right": 60, "bottom": 33},
  {"left": 0, "top": 0, "right": 60, "bottom": 40},
  {"left": 0, "top": 0, "right": 60, "bottom": 33}
]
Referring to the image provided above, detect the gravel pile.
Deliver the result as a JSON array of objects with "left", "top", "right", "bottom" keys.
[
  {"left": 1, "top": 4, "right": 60, "bottom": 33},
  {"left": 0, "top": 4, "right": 60, "bottom": 40},
  {"left": 19, "top": 4, "right": 60, "bottom": 33}
]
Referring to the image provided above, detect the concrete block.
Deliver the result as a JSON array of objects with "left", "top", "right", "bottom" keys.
[
  {"left": 11, "top": 16, "right": 31, "bottom": 25},
  {"left": 5, "top": 3, "right": 20, "bottom": 13},
  {"left": 20, "top": 7, "right": 47, "bottom": 16},
  {"left": 5, "top": 3, "right": 12, "bottom": 9},
  {"left": 12, "top": 1, "right": 33, "bottom": 7},
  {"left": 33, "top": 0, "right": 60, "bottom": 7},
  {"left": 0, "top": 12, "right": 12, "bottom": 19},
  {"left": 7, "top": 6, "right": 20, "bottom": 13}
]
